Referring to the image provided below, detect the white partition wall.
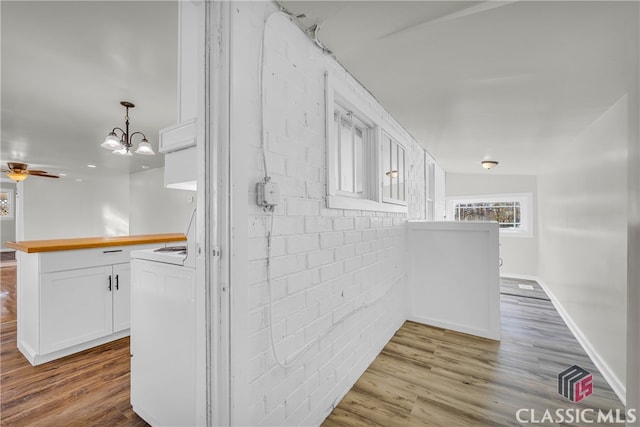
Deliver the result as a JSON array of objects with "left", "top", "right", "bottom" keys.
[{"left": 407, "top": 221, "right": 501, "bottom": 340}]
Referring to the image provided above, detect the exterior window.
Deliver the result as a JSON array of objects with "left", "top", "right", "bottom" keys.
[
  {"left": 381, "top": 133, "right": 405, "bottom": 204},
  {"left": 454, "top": 201, "right": 521, "bottom": 229},
  {"left": 446, "top": 193, "right": 533, "bottom": 237},
  {"left": 333, "top": 107, "right": 369, "bottom": 198}
]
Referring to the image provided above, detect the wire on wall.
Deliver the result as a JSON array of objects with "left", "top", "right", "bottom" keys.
[{"left": 259, "top": 9, "right": 397, "bottom": 370}]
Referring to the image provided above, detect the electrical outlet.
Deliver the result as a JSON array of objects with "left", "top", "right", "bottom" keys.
[{"left": 256, "top": 179, "right": 279, "bottom": 208}]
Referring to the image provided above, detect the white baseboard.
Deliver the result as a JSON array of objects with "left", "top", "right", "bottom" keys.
[
  {"left": 527, "top": 276, "right": 626, "bottom": 405},
  {"left": 408, "top": 315, "right": 501, "bottom": 341},
  {"left": 501, "top": 273, "right": 540, "bottom": 282}
]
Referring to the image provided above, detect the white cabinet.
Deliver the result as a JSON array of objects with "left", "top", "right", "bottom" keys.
[
  {"left": 40, "top": 266, "right": 113, "bottom": 354},
  {"left": 39, "top": 263, "right": 132, "bottom": 354},
  {"left": 159, "top": 0, "right": 204, "bottom": 192},
  {"left": 16, "top": 243, "right": 162, "bottom": 365}
]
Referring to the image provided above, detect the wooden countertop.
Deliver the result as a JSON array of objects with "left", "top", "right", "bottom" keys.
[{"left": 5, "top": 233, "right": 187, "bottom": 254}]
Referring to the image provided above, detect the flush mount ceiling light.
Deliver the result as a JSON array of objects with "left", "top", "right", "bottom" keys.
[
  {"left": 481, "top": 160, "right": 499, "bottom": 170},
  {"left": 101, "top": 101, "right": 155, "bottom": 156}
]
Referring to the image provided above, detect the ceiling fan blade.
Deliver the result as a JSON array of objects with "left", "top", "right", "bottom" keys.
[
  {"left": 30, "top": 173, "right": 59, "bottom": 179},
  {"left": 5, "top": 162, "right": 59, "bottom": 179}
]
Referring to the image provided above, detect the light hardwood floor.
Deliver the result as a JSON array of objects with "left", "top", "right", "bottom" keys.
[
  {"left": 322, "top": 292, "right": 625, "bottom": 426},
  {"left": 1, "top": 264, "right": 624, "bottom": 426}
]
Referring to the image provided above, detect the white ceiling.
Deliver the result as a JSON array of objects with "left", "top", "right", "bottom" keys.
[
  {"left": 279, "top": 0, "right": 637, "bottom": 175},
  {"left": 1, "top": 1, "right": 637, "bottom": 181},
  {"left": 1, "top": 1, "right": 178, "bottom": 180}
]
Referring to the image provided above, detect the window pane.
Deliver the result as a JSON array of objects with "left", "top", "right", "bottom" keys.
[
  {"left": 398, "top": 147, "right": 405, "bottom": 201},
  {"left": 340, "top": 117, "right": 353, "bottom": 193},
  {"left": 454, "top": 201, "right": 522, "bottom": 229},
  {"left": 382, "top": 138, "right": 391, "bottom": 199},
  {"left": 333, "top": 112, "right": 340, "bottom": 190},
  {"left": 390, "top": 140, "right": 397, "bottom": 199},
  {"left": 0, "top": 192, "right": 9, "bottom": 217},
  {"left": 354, "top": 127, "right": 363, "bottom": 194},
  {"left": 426, "top": 162, "right": 435, "bottom": 219}
]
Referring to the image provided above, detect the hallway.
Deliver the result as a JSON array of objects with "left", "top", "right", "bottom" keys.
[{"left": 322, "top": 281, "right": 624, "bottom": 426}]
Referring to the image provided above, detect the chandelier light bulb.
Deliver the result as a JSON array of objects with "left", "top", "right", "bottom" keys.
[
  {"left": 135, "top": 139, "right": 155, "bottom": 155},
  {"left": 101, "top": 132, "right": 121, "bottom": 150},
  {"left": 113, "top": 147, "right": 133, "bottom": 156}
]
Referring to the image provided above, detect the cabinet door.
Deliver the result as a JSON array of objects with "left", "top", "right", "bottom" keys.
[
  {"left": 112, "top": 263, "right": 131, "bottom": 332},
  {"left": 41, "top": 266, "right": 113, "bottom": 354}
]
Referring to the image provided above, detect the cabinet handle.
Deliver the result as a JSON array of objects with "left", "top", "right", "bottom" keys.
[
  {"left": 103, "top": 249, "right": 123, "bottom": 254},
  {"left": 108, "top": 275, "right": 112, "bottom": 291},
  {"left": 115, "top": 274, "right": 119, "bottom": 290}
]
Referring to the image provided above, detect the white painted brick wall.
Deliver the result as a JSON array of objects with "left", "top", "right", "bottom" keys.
[{"left": 231, "top": 4, "right": 432, "bottom": 426}]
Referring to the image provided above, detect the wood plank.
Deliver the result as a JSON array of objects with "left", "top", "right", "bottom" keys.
[
  {"left": 5, "top": 233, "right": 186, "bottom": 253},
  {"left": 321, "top": 407, "right": 388, "bottom": 427},
  {"left": 409, "top": 395, "right": 516, "bottom": 427},
  {"left": 331, "top": 388, "right": 413, "bottom": 427},
  {"left": 351, "top": 370, "right": 418, "bottom": 412}
]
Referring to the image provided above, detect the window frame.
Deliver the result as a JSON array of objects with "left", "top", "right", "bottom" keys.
[
  {"left": 425, "top": 155, "right": 435, "bottom": 221},
  {"left": 446, "top": 193, "right": 534, "bottom": 237},
  {"left": 333, "top": 105, "right": 371, "bottom": 200},
  {"left": 325, "top": 73, "right": 407, "bottom": 213},
  {"left": 380, "top": 131, "right": 407, "bottom": 207}
]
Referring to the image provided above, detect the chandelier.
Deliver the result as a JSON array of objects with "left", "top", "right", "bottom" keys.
[{"left": 101, "top": 101, "right": 155, "bottom": 156}]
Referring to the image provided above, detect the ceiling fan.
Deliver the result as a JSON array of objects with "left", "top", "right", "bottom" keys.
[{"left": 2, "top": 162, "right": 59, "bottom": 182}]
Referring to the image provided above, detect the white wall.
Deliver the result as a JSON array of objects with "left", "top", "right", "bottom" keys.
[
  {"left": 1, "top": 180, "right": 17, "bottom": 249},
  {"left": 228, "top": 5, "right": 439, "bottom": 426},
  {"left": 408, "top": 221, "right": 501, "bottom": 340},
  {"left": 446, "top": 173, "right": 538, "bottom": 277},
  {"left": 17, "top": 167, "right": 195, "bottom": 241},
  {"left": 129, "top": 167, "right": 196, "bottom": 235},
  {"left": 626, "top": 6, "right": 640, "bottom": 419},
  {"left": 538, "top": 96, "right": 628, "bottom": 400},
  {"left": 21, "top": 175, "right": 130, "bottom": 240}
]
